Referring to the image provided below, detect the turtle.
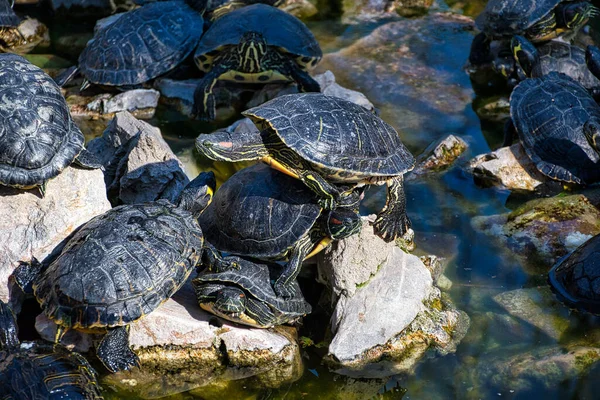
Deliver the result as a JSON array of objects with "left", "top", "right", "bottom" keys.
[
  {"left": 194, "top": 256, "right": 312, "bottom": 328},
  {"left": 195, "top": 93, "right": 415, "bottom": 243},
  {"left": 469, "top": 0, "right": 597, "bottom": 67},
  {"left": 0, "top": 300, "right": 103, "bottom": 399},
  {"left": 504, "top": 72, "right": 600, "bottom": 184},
  {"left": 0, "top": 53, "right": 100, "bottom": 195},
  {"left": 12, "top": 172, "right": 217, "bottom": 373},
  {"left": 56, "top": 0, "right": 205, "bottom": 90},
  {"left": 510, "top": 35, "right": 600, "bottom": 97},
  {"left": 191, "top": 3, "right": 322, "bottom": 121},
  {"left": 548, "top": 233, "right": 600, "bottom": 314},
  {"left": 198, "top": 163, "right": 362, "bottom": 298}
]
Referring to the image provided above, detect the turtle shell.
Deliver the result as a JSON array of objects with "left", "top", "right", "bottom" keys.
[
  {"left": 0, "top": 0, "right": 20, "bottom": 27},
  {"left": 198, "top": 163, "right": 321, "bottom": 258},
  {"left": 194, "top": 257, "right": 311, "bottom": 321},
  {"left": 548, "top": 233, "right": 600, "bottom": 314},
  {"left": 0, "top": 54, "right": 83, "bottom": 189},
  {"left": 475, "top": 0, "right": 562, "bottom": 36},
  {"left": 534, "top": 41, "right": 600, "bottom": 89},
  {"left": 32, "top": 201, "right": 203, "bottom": 330},
  {"left": 510, "top": 72, "right": 600, "bottom": 184},
  {"left": 243, "top": 93, "right": 415, "bottom": 180},
  {"left": 194, "top": 3, "right": 321, "bottom": 72},
  {"left": 79, "top": 1, "right": 204, "bottom": 86}
]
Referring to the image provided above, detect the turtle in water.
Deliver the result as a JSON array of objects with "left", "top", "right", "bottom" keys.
[
  {"left": 510, "top": 35, "right": 600, "bottom": 97},
  {"left": 548, "top": 233, "right": 600, "bottom": 314},
  {"left": 469, "top": 0, "right": 597, "bottom": 67},
  {"left": 191, "top": 3, "right": 322, "bottom": 121},
  {"left": 198, "top": 163, "right": 362, "bottom": 298},
  {"left": 13, "top": 172, "right": 217, "bottom": 372},
  {"left": 0, "top": 0, "right": 48, "bottom": 54},
  {"left": 196, "top": 93, "right": 415, "bottom": 243},
  {"left": 504, "top": 72, "right": 600, "bottom": 184},
  {"left": 0, "top": 53, "right": 100, "bottom": 195},
  {"left": 194, "top": 256, "right": 311, "bottom": 328},
  {"left": 0, "top": 301, "right": 103, "bottom": 399},
  {"left": 56, "top": 0, "right": 205, "bottom": 90}
]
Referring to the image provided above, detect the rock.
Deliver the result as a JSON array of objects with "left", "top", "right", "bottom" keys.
[
  {"left": 317, "top": 13, "right": 475, "bottom": 149},
  {"left": 472, "top": 190, "right": 600, "bottom": 272},
  {"left": 472, "top": 95, "right": 510, "bottom": 122},
  {"left": 36, "top": 280, "right": 302, "bottom": 398},
  {"left": 492, "top": 287, "right": 570, "bottom": 341},
  {"left": 410, "top": 134, "right": 468, "bottom": 178},
  {"left": 394, "top": 0, "right": 434, "bottom": 17},
  {"left": 102, "top": 89, "right": 160, "bottom": 115},
  {"left": 0, "top": 167, "right": 110, "bottom": 302},
  {"left": 87, "top": 111, "right": 189, "bottom": 205},
  {"left": 319, "top": 217, "right": 469, "bottom": 378},
  {"left": 279, "top": 0, "right": 318, "bottom": 19},
  {"left": 342, "top": 0, "right": 434, "bottom": 21},
  {"left": 11, "top": 18, "right": 50, "bottom": 54}
]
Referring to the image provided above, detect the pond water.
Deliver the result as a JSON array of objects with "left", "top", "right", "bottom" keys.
[{"left": 19, "top": 0, "right": 600, "bottom": 398}]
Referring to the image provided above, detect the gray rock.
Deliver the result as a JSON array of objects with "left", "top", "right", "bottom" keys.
[
  {"left": 36, "top": 280, "right": 302, "bottom": 398},
  {"left": 87, "top": 111, "right": 189, "bottom": 205},
  {"left": 279, "top": 0, "right": 318, "bottom": 18},
  {"left": 10, "top": 18, "right": 50, "bottom": 54},
  {"left": 0, "top": 167, "right": 110, "bottom": 302},
  {"left": 102, "top": 89, "right": 160, "bottom": 115},
  {"left": 342, "top": 0, "right": 434, "bottom": 22}
]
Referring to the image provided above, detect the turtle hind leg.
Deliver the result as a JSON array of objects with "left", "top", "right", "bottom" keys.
[
  {"left": 269, "top": 57, "right": 320, "bottom": 93},
  {"left": 53, "top": 65, "right": 79, "bottom": 87},
  {"left": 373, "top": 175, "right": 411, "bottom": 243},
  {"left": 12, "top": 257, "right": 45, "bottom": 295},
  {"left": 536, "top": 161, "right": 584, "bottom": 185},
  {"left": 273, "top": 235, "right": 312, "bottom": 299},
  {"left": 97, "top": 326, "right": 139, "bottom": 373},
  {"left": 74, "top": 148, "right": 103, "bottom": 170},
  {"left": 192, "top": 59, "right": 234, "bottom": 121}
]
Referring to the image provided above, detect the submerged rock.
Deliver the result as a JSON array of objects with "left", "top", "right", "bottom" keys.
[
  {"left": 410, "top": 134, "right": 468, "bottom": 178},
  {"left": 87, "top": 111, "right": 189, "bottom": 205},
  {"left": 0, "top": 167, "right": 110, "bottom": 302},
  {"left": 36, "top": 280, "right": 302, "bottom": 398},
  {"left": 341, "top": 0, "right": 434, "bottom": 22}
]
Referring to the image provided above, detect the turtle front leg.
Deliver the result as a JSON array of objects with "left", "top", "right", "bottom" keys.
[
  {"left": 373, "top": 175, "right": 411, "bottom": 243},
  {"left": 74, "top": 148, "right": 103, "bottom": 170},
  {"left": 201, "top": 243, "right": 239, "bottom": 272},
  {"left": 97, "top": 326, "right": 139, "bottom": 373},
  {"left": 192, "top": 62, "right": 234, "bottom": 121},
  {"left": 273, "top": 234, "right": 313, "bottom": 299},
  {"left": 13, "top": 257, "right": 46, "bottom": 295},
  {"left": 270, "top": 57, "right": 320, "bottom": 93}
]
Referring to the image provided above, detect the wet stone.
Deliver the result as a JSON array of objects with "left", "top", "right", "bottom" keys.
[{"left": 410, "top": 134, "right": 468, "bottom": 178}]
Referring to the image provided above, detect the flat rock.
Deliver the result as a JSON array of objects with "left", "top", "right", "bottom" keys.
[
  {"left": 0, "top": 167, "right": 110, "bottom": 302},
  {"left": 36, "top": 280, "right": 302, "bottom": 398},
  {"left": 102, "top": 89, "right": 160, "bottom": 115},
  {"left": 87, "top": 111, "right": 189, "bottom": 205}
]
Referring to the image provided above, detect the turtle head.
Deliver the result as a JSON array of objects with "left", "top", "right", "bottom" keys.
[
  {"left": 196, "top": 129, "right": 268, "bottom": 162},
  {"left": 511, "top": 35, "right": 538, "bottom": 78},
  {"left": 238, "top": 32, "right": 268, "bottom": 72},
  {"left": 584, "top": 120, "right": 600, "bottom": 154},
  {"left": 326, "top": 208, "right": 362, "bottom": 240},
  {"left": 178, "top": 171, "right": 216, "bottom": 219},
  {"left": 557, "top": 1, "right": 598, "bottom": 30},
  {"left": 0, "top": 301, "right": 19, "bottom": 353},
  {"left": 586, "top": 45, "right": 600, "bottom": 80}
]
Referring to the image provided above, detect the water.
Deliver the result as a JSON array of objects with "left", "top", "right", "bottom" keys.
[{"left": 22, "top": 1, "right": 600, "bottom": 398}]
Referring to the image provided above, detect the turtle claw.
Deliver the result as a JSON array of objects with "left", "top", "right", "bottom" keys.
[
  {"left": 273, "top": 280, "right": 297, "bottom": 300},
  {"left": 372, "top": 213, "right": 410, "bottom": 243},
  {"left": 97, "top": 326, "right": 139, "bottom": 373}
]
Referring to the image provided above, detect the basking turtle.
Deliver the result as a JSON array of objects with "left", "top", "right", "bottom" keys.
[
  {"left": 198, "top": 163, "right": 361, "bottom": 298},
  {"left": 196, "top": 93, "right": 415, "bottom": 243},
  {"left": 13, "top": 172, "right": 217, "bottom": 372},
  {"left": 0, "top": 53, "right": 100, "bottom": 194},
  {"left": 58, "top": 0, "right": 205, "bottom": 90},
  {"left": 0, "top": 301, "right": 103, "bottom": 399},
  {"left": 511, "top": 36, "right": 600, "bottom": 96},
  {"left": 194, "top": 256, "right": 311, "bottom": 328},
  {"left": 469, "top": 0, "right": 597, "bottom": 66},
  {"left": 548, "top": 233, "right": 600, "bottom": 314},
  {"left": 191, "top": 4, "right": 322, "bottom": 121},
  {"left": 505, "top": 72, "right": 600, "bottom": 184}
]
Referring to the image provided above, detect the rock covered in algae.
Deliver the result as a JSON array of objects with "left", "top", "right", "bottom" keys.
[
  {"left": 0, "top": 167, "right": 110, "bottom": 302},
  {"left": 341, "top": 0, "right": 434, "bottom": 22}
]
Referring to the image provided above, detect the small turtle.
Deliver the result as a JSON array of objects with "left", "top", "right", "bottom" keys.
[
  {"left": 194, "top": 256, "right": 311, "bottom": 328},
  {"left": 191, "top": 4, "right": 322, "bottom": 121},
  {"left": 0, "top": 301, "right": 103, "bottom": 399},
  {"left": 196, "top": 93, "right": 415, "bottom": 243},
  {"left": 13, "top": 172, "right": 217, "bottom": 372},
  {"left": 0, "top": 53, "right": 100, "bottom": 194},
  {"left": 548, "top": 233, "right": 600, "bottom": 314},
  {"left": 505, "top": 72, "right": 600, "bottom": 184},
  {"left": 198, "top": 163, "right": 361, "bottom": 298},
  {"left": 0, "top": 0, "right": 48, "bottom": 54},
  {"left": 469, "top": 0, "right": 597, "bottom": 66},
  {"left": 511, "top": 36, "right": 600, "bottom": 97},
  {"left": 58, "top": 0, "right": 205, "bottom": 90}
]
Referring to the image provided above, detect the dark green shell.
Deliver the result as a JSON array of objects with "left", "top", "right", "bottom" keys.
[
  {"left": 79, "top": 1, "right": 204, "bottom": 86},
  {"left": 510, "top": 72, "right": 600, "bottom": 184},
  {"left": 198, "top": 163, "right": 321, "bottom": 258},
  {"left": 33, "top": 201, "right": 204, "bottom": 330},
  {"left": 548, "top": 233, "right": 600, "bottom": 314},
  {"left": 0, "top": 54, "right": 84, "bottom": 189},
  {"left": 475, "top": 0, "right": 562, "bottom": 35},
  {"left": 244, "top": 93, "right": 415, "bottom": 179},
  {"left": 194, "top": 3, "right": 321, "bottom": 70}
]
